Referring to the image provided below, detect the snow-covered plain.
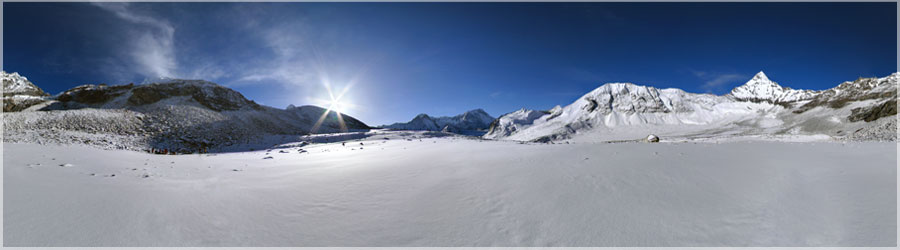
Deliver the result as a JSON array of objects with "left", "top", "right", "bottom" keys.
[{"left": 3, "top": 131, "right": 896, "bottom": 247}]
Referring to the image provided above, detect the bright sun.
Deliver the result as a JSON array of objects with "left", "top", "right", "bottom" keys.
[
  {"left": 328, "top": 98, "right": 346, "bottom": 114},
  {"left": 310, "top": 81, "right": 355, "bottom": 133},
  {"left": 324, "top": 83, "right": 352, "bottom": 114}
]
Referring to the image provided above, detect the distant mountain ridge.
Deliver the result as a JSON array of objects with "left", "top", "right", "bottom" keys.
[{"left": 385, "top": 109, "right": 495, "bottom": 133}]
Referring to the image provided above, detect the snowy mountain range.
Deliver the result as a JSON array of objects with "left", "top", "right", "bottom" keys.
[
  {"left": 4, "top": 70, "right": 897, "bottom": 152},
  {"left": 384, "top": 109, "right": 495, "bottom": 133},
  {"left": 485, "top": 71, "right": 898, "bottom": 142},
  {"left": 3, "top": 76, "right": 369, "bottom": 152}
]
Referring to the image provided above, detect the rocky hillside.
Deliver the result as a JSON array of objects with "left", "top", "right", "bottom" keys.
[
  {"left": 3, "top": 77, "right": 370, "bottom": 152},
  {"left": 42, "top": 79, "right": 263, "bottom": 111}
]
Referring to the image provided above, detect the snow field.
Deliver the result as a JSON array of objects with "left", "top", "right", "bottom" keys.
[{"left": 3, "top": 135, "right": 895, "bottom": 246}]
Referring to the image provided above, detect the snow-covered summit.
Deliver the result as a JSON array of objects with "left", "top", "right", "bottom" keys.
[
  {"left": 388, "top": 113, "right": 442, "bottom": 131},
  {"left": 577, "top": 82, "right": 688, "bottom": 114},
  {"left": 3, "top": 71, "right": 50, "bottom": 112},
  {"left": 728, "top": 71, "right": 818, "bottom": 104},
  {"left": 2, "top": 71, "right": 48, "bottom": 97},
  {"left": 444, "top": 108, "right": 494, "bottom": 127}
]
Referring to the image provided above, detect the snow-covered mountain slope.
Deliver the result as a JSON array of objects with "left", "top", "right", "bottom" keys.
[
  {"left": 385, "top": 108, "right": 495, "bottom": 133},
  {"left": 3, "top": 78, "right": 370, "bottom": 152},
  {"left": 2, "top": 71, "right": 50, "bottom": 112},
  {"left": 488, "top": 82, "right": 776, "bottom": 142},
  {"left": 487, "top": 72, "right": 898, "bottom": 142},
  {"left": 795, "top": 72, "right": 898, "bottom": 114},
  {"left": 484, "top": 108, "right": 552, "bottom": 139},
  {"left": 728, "top": 71, "right": 818, "bottom": 104},
  {"left": 2, "top": 71, "right": 48, "bottom": 97}
]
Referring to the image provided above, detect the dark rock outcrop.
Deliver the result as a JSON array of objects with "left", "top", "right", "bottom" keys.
[{"left": 848, "top": 100, "right": 897, "bottom": 122}]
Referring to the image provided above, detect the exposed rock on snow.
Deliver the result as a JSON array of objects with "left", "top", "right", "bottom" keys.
[
  {"left": 3, "top": 95, "right": 48, "bottom": 112},
  {"left": 848, "top": 100, "right": 896, "bottom": 122},
  {"left": 843, "top": 116, "right": 897, "bottom": 142},
  {"left": 795, "top": 73, "right": 898, "bottom": 113}
]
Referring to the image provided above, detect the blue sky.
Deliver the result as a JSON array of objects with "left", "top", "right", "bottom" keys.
[{"left": 3, "top": 2, "right": 897, "bottom": 125}]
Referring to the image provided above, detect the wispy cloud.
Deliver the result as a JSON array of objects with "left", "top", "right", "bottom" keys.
[
  {"left": 233, "top": 27, "right": 318, "bottom": 87},
  {"left": 222, "top": 13, "right": 323, "bottom": 88},
  {"left": 225, "top": 13, "right": 379, "bottom": 110},
  {"left": 185, "top": 62, "right": 230, "bottom": 81},
  {"left": 691, "top": 70, "right": 747, "bottom": 93},
  {"left": 92, "top": 3, "right": 176, "bottom": 78},
  {"left": 489, "top": 91, "right": 516, "bottom": 99}
]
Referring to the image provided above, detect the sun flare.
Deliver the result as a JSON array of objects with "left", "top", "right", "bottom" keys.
[
  {"left": 310, "top": 82, "right": 355, "bottom": 133},
  {"left": 327, "top": 93, "right": 347, "bottom": 114}
]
